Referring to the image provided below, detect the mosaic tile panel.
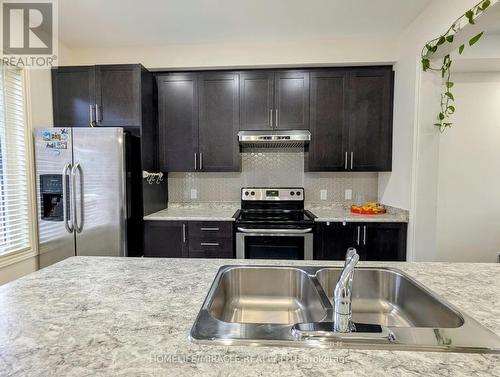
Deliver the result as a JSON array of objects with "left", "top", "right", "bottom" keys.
[{"left": 167, "top": 151, "right": 378, "bottom": 204}]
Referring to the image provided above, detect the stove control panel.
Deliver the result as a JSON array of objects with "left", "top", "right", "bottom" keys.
[{"left": 241, "top": 188, "right": 304, "bottom": 201}]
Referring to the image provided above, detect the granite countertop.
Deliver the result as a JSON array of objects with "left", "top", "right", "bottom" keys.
[
  {"left": 1, "top": 257, "right": 498, "bottom": 377},
  {"left": 144, "top": 202, "right": 240, "bottom": 222},
  {"left": 307, "top": 204, "right": 409, "bottom": 223},
  {"left": 144, "top": 202, "right": 408, "bottom": 223}
]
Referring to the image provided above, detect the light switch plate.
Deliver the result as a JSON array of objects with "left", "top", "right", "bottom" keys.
[
  {"left": 345, "top": 189, "right": 353, "bottom": 200},
  {"left": 320, "top": 190, "right": 327, "bottom": 201},
  {"left": 190, "top": 189, "right": 198, "bottom": 200}
]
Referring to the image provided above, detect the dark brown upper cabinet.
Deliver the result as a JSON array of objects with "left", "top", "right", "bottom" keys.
[
  {"left": 239, "top": 72, "right": 274, "bottom": 131},
  {"left": 347, "top": 69, "right": 393, "bottom": 172},
  {"left": 307, "top": 67, "right": 394, "bottom": 172},
  {"left": 52, "top": 64, "right": 151, "bottom": 130},
  {"left": 157, "top": 73, "right": 199, "bottom": 172},
  {"left": 94, "top": 65, "right": 142, "bottom": 127},
  {"left": 157, "top": 72, "right": 240, "bottom": 173},
  {"left": 198, "top": 72, "right": 240, "bottom": 172},
  {"left": 275, "top": 71, "right": 310, "bottom": 130},
  {"left": 307, "top": 70, "right": 348, "bottom": 171},
  {"left": 52, "top": 66, "right": 95, "bottom": 128},
  {"left": 239, "top": 70, "right": 309, "bottom": 131}
]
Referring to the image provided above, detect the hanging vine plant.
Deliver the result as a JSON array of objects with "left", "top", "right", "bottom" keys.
[{"left": 421, "top": 0, "right": 493, "bottom": 132}]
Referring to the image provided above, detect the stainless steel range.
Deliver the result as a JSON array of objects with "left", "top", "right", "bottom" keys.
[{"left": 235, "top": 188, "right": 315, "bottom": 260}]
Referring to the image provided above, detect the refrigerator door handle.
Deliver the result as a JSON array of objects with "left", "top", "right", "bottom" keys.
[
  {"left": 71, "top": 163, "right": 84, "bottom": 233},
  {"left": 62, "top": 163, "right": 73, "bottom": 233}
]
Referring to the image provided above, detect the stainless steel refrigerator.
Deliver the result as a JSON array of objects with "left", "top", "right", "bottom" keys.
[{"left": 34, "top": 127, "right": 134, "bottom": 268}]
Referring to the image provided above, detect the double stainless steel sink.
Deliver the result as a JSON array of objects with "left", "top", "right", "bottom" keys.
[{"left": 190, "top": 265, "right": 500, "bottom": 353}]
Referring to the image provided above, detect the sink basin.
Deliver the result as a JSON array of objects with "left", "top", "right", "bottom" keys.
[
  {"left": 315, "top": 268, "right": 464, "bottom": 328},
  {"left": 190, "top": 265, "right": 500, "bottom": 353},
  {"left": 208, "top": 267, "right": 327, "bottom": 324}
]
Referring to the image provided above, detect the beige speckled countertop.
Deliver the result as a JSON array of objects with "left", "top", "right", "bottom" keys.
[
  {"left": 144, "top": 203, "right": 240, "bottom": 222},
  {"left": 0, "top": 257, "right": 498, "bottom": 376},
  {"left": 307, "top": 204, "right": 409, "bottom": 223},
  {"left": 144, "top": 202, "right": 409, "bottom": 223}
]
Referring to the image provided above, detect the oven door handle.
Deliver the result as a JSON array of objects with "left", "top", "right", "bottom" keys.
[{"left": 237, "top": 227, "right": 313, "bottom": 234}]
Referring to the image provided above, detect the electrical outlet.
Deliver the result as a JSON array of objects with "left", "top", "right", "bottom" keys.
[
  {"left": 320, "top": 190, "right": 327, "bottom": 201},
  {"left": 345, "top": 189, "right": 353, "bottom": 200},
  {"left": 190, "top": 189, "right": 198, "bottom": 200}
]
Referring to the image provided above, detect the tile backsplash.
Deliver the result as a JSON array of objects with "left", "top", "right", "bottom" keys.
[{"left": 168, "top": 150, "right": 378, "bottom": 204}]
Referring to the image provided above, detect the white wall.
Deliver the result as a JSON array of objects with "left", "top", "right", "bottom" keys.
[
  {"left": 435, "top": 72, "right": 500, "bottom": 262},
  {"left": 376, "top": 0, "right": 481, "bottom": 261},
  {"left": 65, "top": 37, "right": 398, "bottom": 69}
]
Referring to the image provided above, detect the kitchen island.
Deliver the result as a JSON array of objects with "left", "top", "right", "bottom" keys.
[{"left": 0, "top": 257, "right": 498, "bottom": 376}]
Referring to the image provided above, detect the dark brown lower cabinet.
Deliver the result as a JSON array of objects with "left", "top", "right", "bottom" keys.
[
  {"left": 143, "top": 221, "right": 188, "bottom": 258},
  {"left": 314, "top": 222, "right": 407, "bottom": 261},
  {"left": 144, "top": 220, "right": 234, "bottom": 258}
]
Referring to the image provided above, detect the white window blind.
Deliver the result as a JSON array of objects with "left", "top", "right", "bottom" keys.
[{"left": 0, "top": 66, "right": 31, "bottom": 256}]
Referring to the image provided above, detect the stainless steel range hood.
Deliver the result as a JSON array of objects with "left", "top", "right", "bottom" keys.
[{"left": 238, "top": 130, "right": 311, "bottom": 148}]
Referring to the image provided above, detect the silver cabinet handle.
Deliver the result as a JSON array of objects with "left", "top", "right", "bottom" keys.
[
  {"left": 71, "top": 163, "right": 84, "bottom": 233},
  {"left": 89, "top": 105, "right": 94, "bottom": 127},
  {"left": 62, "top": 163, "right": 73, "bottom": 233},
  {"left": 357, "top": 226, "right": 360, "bottom": 245},
  {"left": 95, "top": 104, "right": 101, "bottom": 124},
  {"left": 200, "top": 227, "right": 219, "bottom": 231},
  {"left": 351, "top": 152, "right": 354, "bottom": 170},
  {"left": 194, "top": 153, "right": 197, "bottom": 170},
  {"left": 182, "top": 224, "right": 186, "bottom": 243},
  {"left": 275, "top": 109, "right": 279, "bottom": 127},
  {"left": 200, "top": 242, "right": 219, "bottom": 247},
  {"left": 363, "top": 225, "right": 367, "bottom": 245},
  {"left": 199, "top": 152, "right": 203, "bottom": 170},
  {"left": 345, "top": 152, "right": 348, "bottom": 170},
  {"left": 270, "top": 109, "right": 273, "bottom": 128}
]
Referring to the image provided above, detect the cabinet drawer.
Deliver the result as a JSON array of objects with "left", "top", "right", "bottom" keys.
[
  {"left": 189, "top": 237, "right": 233, "bottom": 258},
  {"left": 188, "top": 221, "right": 233, "bottom": 239}
]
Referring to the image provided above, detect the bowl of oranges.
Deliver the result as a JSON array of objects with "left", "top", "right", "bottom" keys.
[{"left": 351, "top": 202, "right": 386, "bottom": 215}]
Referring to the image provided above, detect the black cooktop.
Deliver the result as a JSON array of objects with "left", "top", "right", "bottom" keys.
[{"left": 236, "top": 209, "right": 315, "bottom": 225}]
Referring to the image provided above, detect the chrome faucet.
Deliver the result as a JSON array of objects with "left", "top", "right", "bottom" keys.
[{"left": 333, "top": 247, "right": 359, "bottom": 332}]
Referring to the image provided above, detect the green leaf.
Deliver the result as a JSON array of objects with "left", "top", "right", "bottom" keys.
[
  {"left": 459, "top": 44, "right": 465, "bottom": 54},
  {"left": 422, "top": 58, "right": 430, "bottom": 71},
  {"left": 482, "top": 0, "right": 491, "bottom": 10},
  {"left": 439, "top": 112, "right": 445, "bottom": 120},
  {"left": 434, "top": 123, "right": 442, "bottom": 128},
  {"left": 446, "top": 35, "right": 454, "bottom": 43},
  {"left": 446, "top": 81, "right": 454, "bottom": 89},
  {"left": 447, "top": 105, "right": 456, "bottom": 113},
  {"left": 469, "top": 32, "right": 484, "bottom": 46},
  {"left": 445, "top": 92, "right": 455, "bottom": 100},
  {"left": 443, "top": 123, "right": 453, "bottom": 128},
  {"left": 465, "top": 10, "right": 475, "bottom": 24},
  {"left": 437, "top": 36, "right": 446, "bottom": 46}
]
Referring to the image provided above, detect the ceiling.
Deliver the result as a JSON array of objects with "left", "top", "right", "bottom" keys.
[{"left": 58, "top": 0, "right": 432, "bottom": 48}]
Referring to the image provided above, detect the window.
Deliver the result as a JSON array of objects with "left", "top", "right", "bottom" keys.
[{"left": 0, "top": 65, "right": 34, "bottom": 257}]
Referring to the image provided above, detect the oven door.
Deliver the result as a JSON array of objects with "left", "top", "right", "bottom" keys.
[{"left": 236, "top": 227, "right": 313, "bottom": 260}]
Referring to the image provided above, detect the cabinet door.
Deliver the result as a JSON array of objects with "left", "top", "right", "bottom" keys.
[
  {"left": 52, "top": 66, "right": 95, "bottom": 127},
  {"left": 275, "top": 71, "right": 310, "bottom": 130},
  {"left": 198, "top": 72, "right": 240, "bottom": 172},
  {"left": 347, "top": 69, "right": 393, "bottom": 171},
  {"left": 157, "top": 73, "right": 199, "bottom": 172},
  {"left": 315, "top": 222, "right": 357, "bottom": 260},
  {"left": 95, "top": 65, "right": 141, "bottom": 127},
  {"left": 144, "top": 221, "right": 188, "bottom": 257},
  {"left": 364, "top": 223, "right": 407, "bottom": 261},
  {"left": 307, "top": 71, "right": 348, "bottom": 171},
  {"left": 239, "top": 71, "right": 274, "bottom": 131}
]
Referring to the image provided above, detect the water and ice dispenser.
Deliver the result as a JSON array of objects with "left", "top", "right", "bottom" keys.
[{"left": 39, "top": 174, "right": 68, "bottom": 221}]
